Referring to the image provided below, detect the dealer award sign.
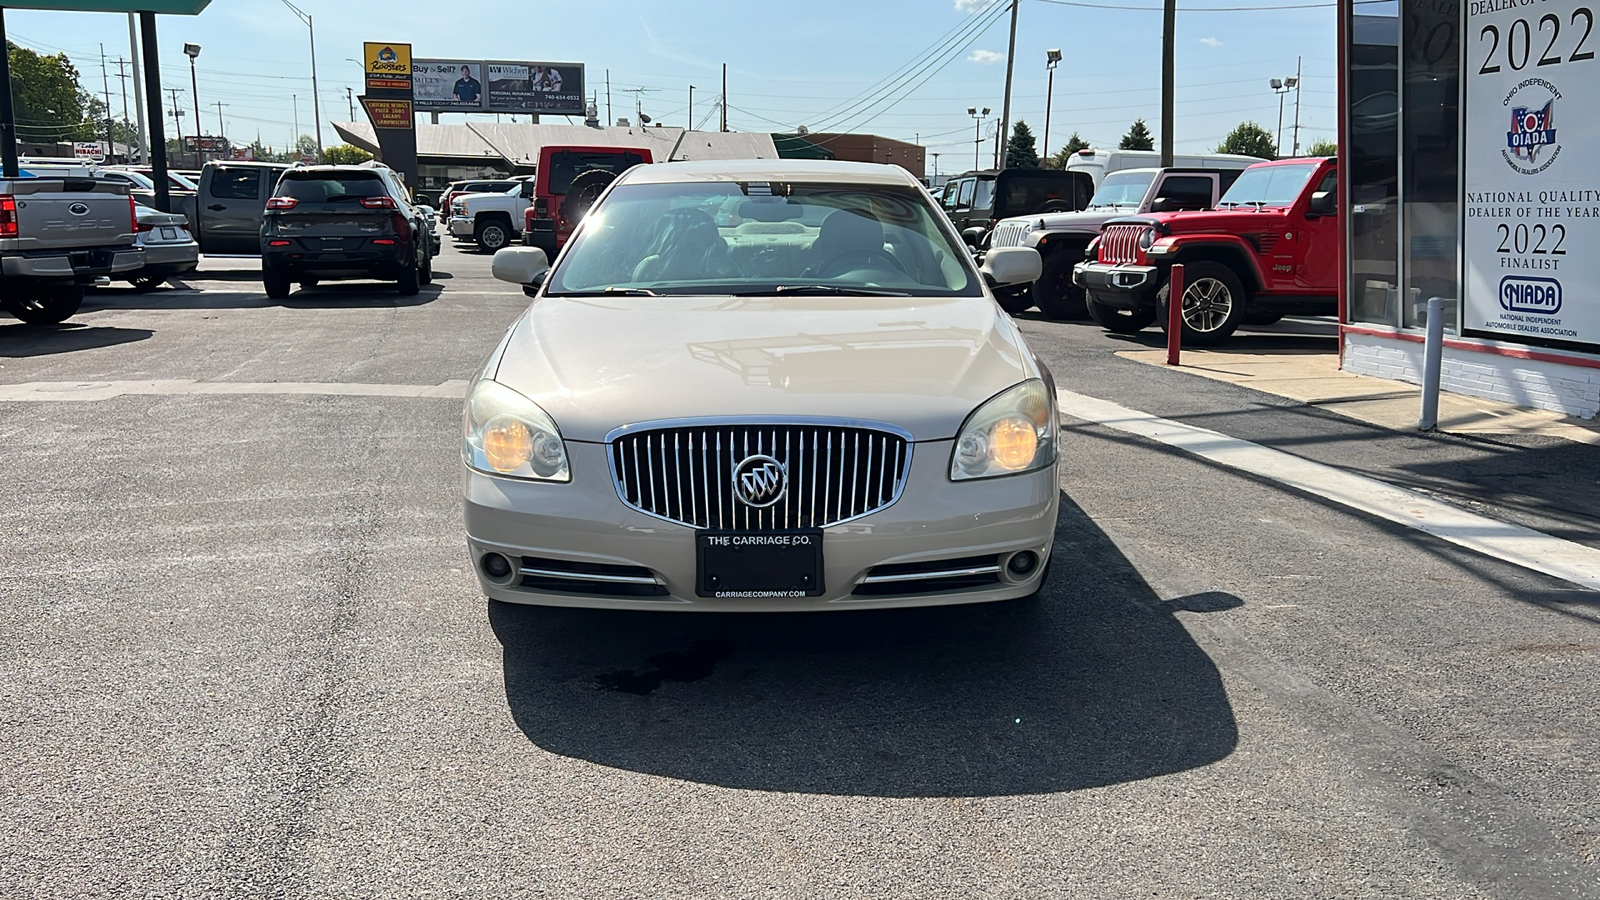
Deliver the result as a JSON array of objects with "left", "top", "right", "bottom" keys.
[{"left": 1463, "top": 0, "right": 1598, "bottom": 346}]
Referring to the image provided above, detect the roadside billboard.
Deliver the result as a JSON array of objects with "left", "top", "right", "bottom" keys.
[
  {"left": 413, "top": 59, "right": 486, "bottom": 112},
  {"left": 72, "top": 141, "right": 105, "bottom": 161},
  {"left": 1461, "top": 0, "right": 1598, "bottom": 349},
  {"left": 484, "top": 61, "right": 585, "bottom": 115},
  {"left": 364, "top": 41, "right": 412, "bottom": 92}
]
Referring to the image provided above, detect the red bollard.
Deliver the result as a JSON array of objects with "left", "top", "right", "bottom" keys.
[{"left": 1165, "top": 263, "right": 1185, "bottom": 366}]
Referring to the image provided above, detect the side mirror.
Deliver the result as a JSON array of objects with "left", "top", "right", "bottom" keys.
[
  {"left": 962, "top": 226, "right": 987, "bottom": 248},
  {"left": 980, "top": 246, "right": 1043, "bottom": 289},
  {"left": 1150, "top": 197, "right": 1180, "bottom": 212},
  {"left": 1308, "top": 190, "right": 1336, "bottom": 217},
  {"left": 521, "top": 182, "right": 537, "bottom": 198},
  {"left": 491, "top": 246, "right": 551, "bottom": 288}
]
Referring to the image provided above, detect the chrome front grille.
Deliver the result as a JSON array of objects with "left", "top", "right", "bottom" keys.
[
  {"left": 989, "top": 219, "right": 1032, "bottom": 249},
  {"left": 608, "top": 421, "right": 912, "bottom": 530}
]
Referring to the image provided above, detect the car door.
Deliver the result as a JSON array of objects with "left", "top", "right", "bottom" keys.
[
  {"left": 1296, "top": 168, "right": 1340, "bottom": 293},
  {"left": 1150, "top": 174, "right": 1216, "bottom": 212},
  {"left": 198, "top": 166, "right": 267, "bottom": 255}
]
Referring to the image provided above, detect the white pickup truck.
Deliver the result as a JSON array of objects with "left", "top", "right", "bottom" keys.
[
  {"left": 448, "top": 180, "right": 536, "bottom": 252},
  {"left": 1, "top": 168, "right": 143, "bottom": 325}
]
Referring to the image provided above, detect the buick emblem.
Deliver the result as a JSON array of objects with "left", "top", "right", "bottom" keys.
[
  {"left": 68, "top": 202, "right": 90, "bottom": 216},
  {"left": 732, "top": 454, "right": 787, "bottom": 508}
]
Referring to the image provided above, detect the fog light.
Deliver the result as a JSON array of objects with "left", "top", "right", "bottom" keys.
[
  {"left": 1007, "top": 551, "right": 1039, "bottom": 576},
  {"left": 481, "top": 552, "right": 513, "bottom": 580}
]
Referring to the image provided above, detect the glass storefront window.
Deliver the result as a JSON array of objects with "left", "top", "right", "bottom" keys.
[
  {"left": 1347, "top": 4, "right": 1401, "bottom": 326},
  {"left": 1400, "top": 0, "right": 1460, "bottom": 331}
]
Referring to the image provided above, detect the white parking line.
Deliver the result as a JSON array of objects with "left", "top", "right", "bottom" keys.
[
  {"left": 0, "top": 379, "right": 470, "bottom": 402},
  {"left": 1056, "top": 388, "right": 1600, "bottom": 592}
]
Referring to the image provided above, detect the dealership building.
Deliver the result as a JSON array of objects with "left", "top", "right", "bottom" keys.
[{"left": 1338, "top": 0, "right": 1600, "bottom": 416}]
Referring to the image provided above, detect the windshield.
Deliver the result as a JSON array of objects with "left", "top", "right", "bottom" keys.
[
  {"left": 164, "top": 171, "right": 199, "bottom": 191},
  {"left": 276, "top": 172, "right": 387, "bottom": 203},
  {"left": 545, "top": 180, "right": 982, "bottom": 297},
  {"left": 545, "top": 151, "right": 647, "bottom": 194},
  {"left": 1218, "top": 163, "right": 1319, "bottom": 207},
  {"left": 1088, "top": 171, "right": 1155, "bottom": 208}
]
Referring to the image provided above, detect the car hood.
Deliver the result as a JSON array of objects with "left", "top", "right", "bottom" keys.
[
  {"left": 490, "top": 294, "right": 1038, "bottom": 442},
  {"left": 1134, "top": 205, "right": 1294, "bottom": 232},
  {"left": 1000, "top": 208, "right": 1135, "bottom": 232}
]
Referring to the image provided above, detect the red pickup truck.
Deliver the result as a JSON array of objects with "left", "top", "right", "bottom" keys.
[{"left": 1073, "top": 156, "right": 1339, "bottom": 345}]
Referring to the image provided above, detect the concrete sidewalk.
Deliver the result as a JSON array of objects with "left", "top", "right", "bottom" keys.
[{"left": 1118, "top": 344, "right": 1600, "bottom": 445}]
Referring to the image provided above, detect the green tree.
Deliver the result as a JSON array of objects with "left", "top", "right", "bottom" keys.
[
  {"left": 1005, "top": 120, "right": 1040, "bottom": 168},
  {"left": 1118, "top": 118, "right": 1154, "bottom": 151},
  {"left": 324, "top": 143, "right": 373, "bottom": 165},
  {"left": 1214, "top": 121, "right": 1277, "bottom": 159},
  {"left": 1044, "top": 131, "right": 1090, "bottom": 168},
  {"left": 295, "top": 134, "right": 318, "bottom": 161},
  {"left": 1306, "top": 138, "right": 1338, "bottom": 157},
  {"left": 8, "top": 42, "right": 96, "bottom": 143}
]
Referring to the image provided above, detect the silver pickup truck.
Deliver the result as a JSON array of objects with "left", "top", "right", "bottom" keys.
[{"left": 1, "top": 170, "right": 143, "bottom": 325}]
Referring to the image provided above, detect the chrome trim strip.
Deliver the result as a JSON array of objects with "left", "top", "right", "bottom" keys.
[
  {"left": 518, "top": 565, "right": 662, "bottom": 586},
  {"left": 605, "top": 415, "right": 915, "bottom": 444},
  {"left": 860, "top": 565, "right": 1003, "bottom": 584}
]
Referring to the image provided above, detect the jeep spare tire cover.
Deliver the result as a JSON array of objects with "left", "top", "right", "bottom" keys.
[{"left": 563, "top": 169, "right": 617, "bottom": 225}]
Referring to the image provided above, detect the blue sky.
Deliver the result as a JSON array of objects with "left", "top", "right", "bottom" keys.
[{"left": 9, "top": 0, "right": 1336, "bottom": 166}]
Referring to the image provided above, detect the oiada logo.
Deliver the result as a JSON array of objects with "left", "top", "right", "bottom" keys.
[
  {"left": 733, "top": 454, "right": 787, "bottom": 508},
  {"left": 1499, "top": 275, "right": 1562, "bottom": 315},
  {"left": 1503, "top": 79, "right": 1561, "bottom": 174}
]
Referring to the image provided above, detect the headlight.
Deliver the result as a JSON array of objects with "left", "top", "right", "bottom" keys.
[
  {"left": 1138, "top": 227, "right": 1156, "bottom": 250},
  {"left": 462, "top": 379, "right": 570, "bottom": 482},
  {"left": 950, "top": 379, "right": 1056, "bottom": 481}
]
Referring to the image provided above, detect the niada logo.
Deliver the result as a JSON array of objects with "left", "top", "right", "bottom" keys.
[
  {"left": 1502, "top": 78, "right": 1561, "bottom": 175},
  {"left": 1499, "top": 275, "right": 1562, "bottom": 315},
  {"left": 733, "top": 454, "right": 787, "bottom": 508}
]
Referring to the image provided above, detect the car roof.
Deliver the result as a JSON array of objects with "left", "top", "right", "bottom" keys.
[{"left": 619, "top": 159, "right": 922, "bottom": 188}]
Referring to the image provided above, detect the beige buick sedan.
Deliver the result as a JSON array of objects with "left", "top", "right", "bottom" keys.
[{"left": 464, "top": 160, "right": 1057, "bottom": 611}]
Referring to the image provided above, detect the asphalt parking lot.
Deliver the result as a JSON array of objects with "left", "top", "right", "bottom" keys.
[{"left": 2, "top": 240, "right": 1598, "bottom": 898}]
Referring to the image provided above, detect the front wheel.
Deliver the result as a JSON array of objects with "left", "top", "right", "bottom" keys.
[
  {"left": 475, "top": 221, "right": 510, "bottom": 253},
  {"left": 1033, "top": 251, "right": 1087, "bottom": 320},
  {"left": 2, "top": 283, "right": 84, "bottom": 325},
  {"left": 995, "top": 286, "right": 1033, "bottom": 315},
  {"left": 1085, "top": 292, "right": 1155, "bottom": 334},
  {"left": 1157, "top": 261, "right": 1246, "bottom": 346}
]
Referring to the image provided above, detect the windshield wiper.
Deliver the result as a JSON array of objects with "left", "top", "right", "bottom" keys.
[
  {"left": 736, "top": 285, "right": 914, "bottom": 297},
  {"left": 544, "top": 287, "right": 662, "bottom": 297}
]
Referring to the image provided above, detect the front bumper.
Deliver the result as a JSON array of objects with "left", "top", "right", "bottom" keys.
[
  {"left": 464, "top": 440, "right": 1059, "bottom": 612},
  {"left": 2, "top": 247, "right": 144, "bottom": 280},
  {"left": 1073, "top": 261, "right": 1159, "bottom": 310},
  {"left": 448, "top": 216, "right": 474, "bottom": 239}
]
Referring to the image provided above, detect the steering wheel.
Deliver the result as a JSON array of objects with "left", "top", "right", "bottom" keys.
[{"left": 811, "top": 249, "right": 908, "bottom": 278}]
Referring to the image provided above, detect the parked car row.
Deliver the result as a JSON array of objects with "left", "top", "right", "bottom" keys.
[{"left": 972, "top": 154, "right": 1340, "bottom": 347}]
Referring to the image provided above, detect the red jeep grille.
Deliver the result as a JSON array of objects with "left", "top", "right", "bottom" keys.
[{"left": 1099, "top": 224, "right": 1146, "bottom": 264}]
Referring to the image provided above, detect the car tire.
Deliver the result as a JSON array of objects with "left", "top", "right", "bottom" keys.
[
  {"left": 475, "top": 221, "right": 510, "bottom": 253},
  {"left": 1157, "top": 261, "right": 1246, "bottom": 346},
  {"left": 397, "top": 257, "right": 421, "bottom": 296},
  {"left": 418, "top": 245, "right": 433, "bottom": 286},
  {"left": 995, "top": 286, "right": 1033, "bottom": 315},
  {"left": 2, "top": 283, "right": 84, "bottom": 325},
  {"left": 1033, "top": 251, "right": 1087, "bottom": 320},
  {"left": 1243, "top": 309, "right": 1284, "bottom": 326},
  {"left": 1085, "top": 292, "right": 1155, "bottom": 334},
  {"left": 263, "top": 262, "right": 292, "bottom": 300},
  {"left": 129, "top": 275, "right": 165, "bottom": 292}
]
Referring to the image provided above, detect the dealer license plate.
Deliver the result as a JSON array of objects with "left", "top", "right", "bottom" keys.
[{"left": 696, "top": 530, "right": 824, "bottom": 598}]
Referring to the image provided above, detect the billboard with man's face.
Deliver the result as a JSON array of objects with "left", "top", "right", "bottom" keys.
[{"left": 413, "top": 60, "right": 487, "bottom": 111}]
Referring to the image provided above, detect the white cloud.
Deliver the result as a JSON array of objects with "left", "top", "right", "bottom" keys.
[
  {"left": 1199, "top": 36, "right": 1224, "bottom": 47},
  {"left": 968, "top": 49, "right": 1004, "bottom": 64},
  {"left": 955, "top": 0, "right": 994, "bottom": 10}
]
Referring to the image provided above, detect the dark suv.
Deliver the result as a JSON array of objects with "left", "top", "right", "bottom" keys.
[{"left": 259, "top": 163, "right": 432, "bottom": 299}]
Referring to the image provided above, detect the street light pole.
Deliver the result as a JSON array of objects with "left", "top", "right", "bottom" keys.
[
  {"left": 1043, "top": 49, "right": 1062, "bottom": 160},
  {"left": 282, "top": 0, "right": 323, "bottom": 161},
  {"left": 1290, "top": 55, "right": 1303, "bottom": 156},
  {"left": 1270, "top": 71, "right": 1299, "bottom": 157},
  {"left": 967, "top": 106, "right": 989, "bottom": 171},
  {"left": 184, "top": 43, "right": 201, "bottom": 164}
]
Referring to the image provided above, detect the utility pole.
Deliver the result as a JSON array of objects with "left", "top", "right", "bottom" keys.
[
  {"left": 1160, "top": 0, "right": 1176, "bottom": 166},
  {"left": 605, "top": 69, "right": 612, "bottom": 125},
  {"left": 688, "top": 85, "right": 695, "bottom": 131},
  {"left": 1290, "top": 55, "right": 1303, "bottom": 156},
  {"left": 168, "top": 87, "right": 185, "bottom": 164},
  {"left": 126, "top": 14, "right": 147, "bottom": 163},
  {"left": 100, "top": 45, "right": 115, "bottom": 158},
  {"left": 214, "top": 101, "right": 228, "bottom": 142},
  {"left": 998, "top": 0, "right": 1019, "bottom": 169},
  {"left": 721, "top": 63, "right": 727, "bottom": 132},
  {"left": 114, "top": 58, "right": 132, "bottom": 157},
  {"left": 292, "top": 94, "right": 299, "bottom": 154},
  {"left": 345, "top": 86, "right": 355, "bottom": 120}
]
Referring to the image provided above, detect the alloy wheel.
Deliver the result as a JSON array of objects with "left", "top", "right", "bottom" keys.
[{"left": 1181, "top": 277, "right": 1234, "bottom": 333}]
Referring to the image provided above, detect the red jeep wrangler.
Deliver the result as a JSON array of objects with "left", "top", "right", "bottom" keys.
[
  {"left": 1072, "top": 156, "right": 1339, "bottom": 345},
  {"left": 522, "top": 145, "right": 652, "bottom": 257}
]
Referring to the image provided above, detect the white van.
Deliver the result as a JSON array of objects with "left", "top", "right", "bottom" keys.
[{"left": 1064, "top": 149, "right": 1261, "bottom": 187}]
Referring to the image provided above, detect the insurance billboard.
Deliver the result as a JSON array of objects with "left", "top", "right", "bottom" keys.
[{"left": 484, "top": 61, "right": 585, "bottom": 115}]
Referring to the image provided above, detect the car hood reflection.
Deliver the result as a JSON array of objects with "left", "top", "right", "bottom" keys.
[{"left": 491, "top": 294, "right": 1034, "bottom": 442}]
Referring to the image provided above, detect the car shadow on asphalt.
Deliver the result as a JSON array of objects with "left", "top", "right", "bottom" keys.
[
  {"left": 80, "top": 282, "right": 444, "bottom": 311},
  {"left": 488, "top": 491, "right": 1240, "bottom": 798},
  {"left": 0, "top": 322, "right": 154, "bottom": 356}
]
